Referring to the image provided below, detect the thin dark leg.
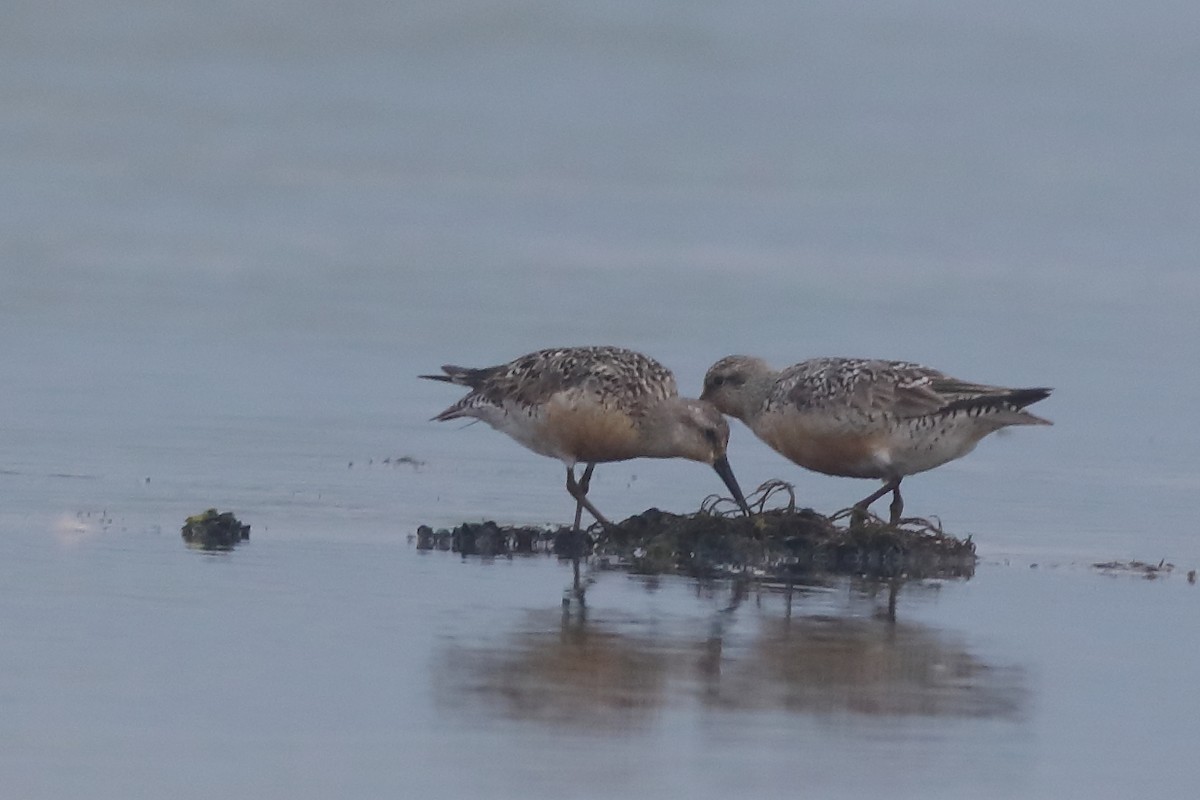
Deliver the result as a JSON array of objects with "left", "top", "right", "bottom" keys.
[
  {"left": 578, "top": 463, "right": 595, "bottom": 494},
  {"left": 571, "top": 463, "right": 596, "bottom": 531},
  {"left": 888, "top": 483, "right": 904, "bottom": 524},
  {"left": 564, "top": 465, "right": 602, "bottom": 612},
  {"left": 854, "top": 478, "right": 902, "bottom": 521},
  {"left": 571, "top": 471, "right": 584, "bottom": 532},
  {"left": 566, "top": 464, "right": 611, "bottom": 529},
  {"left": 572, "top": 556, "right": 585, "bottom": 610},
  {"left": 886, "top": 578, "right": 900, "bottom": 622}
]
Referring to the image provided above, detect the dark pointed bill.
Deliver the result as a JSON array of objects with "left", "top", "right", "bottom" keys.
[{"left": 712, "top": 454, "right": 752, "bottom": 516}]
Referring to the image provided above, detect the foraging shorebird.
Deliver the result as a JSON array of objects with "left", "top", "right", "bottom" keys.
[
  {"left": 422, "top": 346, "right": 751, "bottom": 530},
  {"left": 701, "top": 356, "right": 1052, "bottom": 522}
]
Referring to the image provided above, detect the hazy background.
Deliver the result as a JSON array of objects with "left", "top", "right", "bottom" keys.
[{"left": 4, "top": 2, "right": 1197, "bottom": 557}]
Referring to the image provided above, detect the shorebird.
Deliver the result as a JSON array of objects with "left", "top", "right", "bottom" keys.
[
  {"left": 701, "top": 356, "right": 1052, "bottom": 522},
  {"left": 421, "top": 346, "right": 751, "bottom": 531}
]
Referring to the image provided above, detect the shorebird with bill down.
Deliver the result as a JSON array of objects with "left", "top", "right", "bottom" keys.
[
  {"left": 701, "top": 355, "right": 1052, "bottom": 523},
  {"left": 422, "top": 346, "right": 751, "bottom": 532}
]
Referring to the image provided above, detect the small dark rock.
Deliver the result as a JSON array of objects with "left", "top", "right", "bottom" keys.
[
  {"left": 452, "top": 523, "right": 477, "bottom": 555},
  {"left": 511, "top": 527, "right": 536, "bottom": 553},
  {"left": 416, "top": 525, "right": 435, "bottom": 550},
  {"left": 474, "top": 521, "right": 505, "bottom": 556},
  {"left": 553, "top": 529, "right": 592, "bottom": 560},
  {"left": 452, "top": 521, "right": 510, "bottom": 557}
]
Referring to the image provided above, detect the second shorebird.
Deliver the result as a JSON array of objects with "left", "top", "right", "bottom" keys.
[
  {"left": 422, "top": 346, "right": 751, "bottom": 530},
  {"left": 701, "top": 356, "right": 1052, "bottom": 522}
]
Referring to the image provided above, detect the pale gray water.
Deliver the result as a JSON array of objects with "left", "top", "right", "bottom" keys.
[{"left": 2, "top": 1, "right": 1199, "bottom": 797}]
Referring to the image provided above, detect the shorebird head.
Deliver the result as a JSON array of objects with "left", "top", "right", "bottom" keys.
[
  {"left": 700, "top": 355, "right": 773, "bottom": 421},
  {"left": 647, "top": 399, "right": 751, "bottom": 515}
]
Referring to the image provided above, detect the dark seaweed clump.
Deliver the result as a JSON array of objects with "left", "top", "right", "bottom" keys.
[
  {"left": 596, "top": 505, "right": 974, "bottom": 580},
  {"left": 417, "top": 481, "right": 976, "bottom": 581},
  {"left": 181, "top": 509, "right": 250, "bottom": 551}
]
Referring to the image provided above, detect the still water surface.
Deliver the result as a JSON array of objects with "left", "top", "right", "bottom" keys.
[
  {"left": 4, "top": 529, "right": 1197, "bottom": 799},
  {"left": 3, "top": 1, "right": 1199, "bottom": 797}
]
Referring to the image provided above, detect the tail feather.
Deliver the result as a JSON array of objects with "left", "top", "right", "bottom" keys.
[
  {"left": 1005, "top": 387, "right": 1053, "bottom": 425},
  {"left": 1005, "top": 387, "right": 1053, "bottom": 409},
  {"left": 418, "top": 364, "right": 495, "bottom": 389},
  {"left": 430, "top": 404, "right": 468, "bottom": 422},
  {"left": 940, "top": 386, "right": 1053, "bottom": 425},
  {"left": 421, "top": 364, "right": 493, "bottom": 422},
  {"left": 418, "top": 364, "right": 467, "bottom": 385}
]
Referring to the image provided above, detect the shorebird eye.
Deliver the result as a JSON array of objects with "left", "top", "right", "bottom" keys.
[{"left": 711, "top": 376, "right": 726, "bottom": 387}]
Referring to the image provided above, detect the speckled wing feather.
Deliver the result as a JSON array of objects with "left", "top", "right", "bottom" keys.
[
  {"left": 425, "top": 346, "right": 678, "bottom": 421},
  {"left": 779, "top": 358, "right": 1047, "bottom": 420},
  {"left": 777, "top": 359, "right": 928, "bottom": 414}
]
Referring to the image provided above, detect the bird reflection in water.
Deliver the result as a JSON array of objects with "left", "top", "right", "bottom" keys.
[
  {"left": 434, "top": 580, "right": 1026, "bottom": 728},
  {"left": 436, "top": 608, "right": 674, "bottom": 731}
]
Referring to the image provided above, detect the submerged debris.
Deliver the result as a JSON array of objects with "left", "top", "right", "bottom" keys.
[
  {"left": 416, "top": 521, "right": 577, "bottom": 557},
  {"left": 181, "top": 509, "right": 250, "bottom": 551},
  {"left": 1092, "top": 559, "right": 1175, "bottom": 579},
  {"left": 417, "top": 481, "right": 976, "bottom": 580}
]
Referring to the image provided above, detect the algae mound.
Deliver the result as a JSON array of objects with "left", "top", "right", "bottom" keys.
[
  {"left": 181, "top": 509, "right": 250, "bottom": 551},
  {"left": 417, "top": 481, "right": 976, "bottom": 581}
]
